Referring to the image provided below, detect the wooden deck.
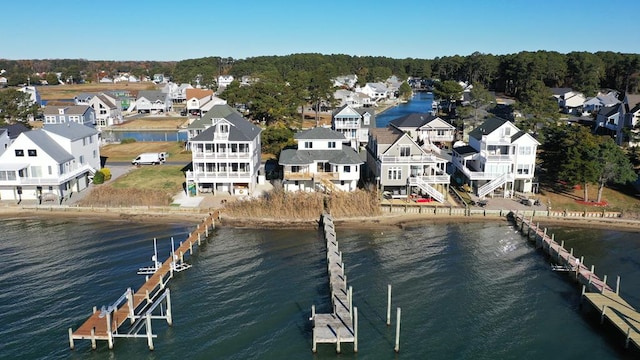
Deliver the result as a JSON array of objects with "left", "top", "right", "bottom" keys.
[
  {"left": 311, "top": 213, "right": 357, "bottom": 353},
  {"left": 512, "top": 211, "right": 640, "bottom": 350},
  {"left": 69, "top": 212, "right": 218, "bottom": 349}
]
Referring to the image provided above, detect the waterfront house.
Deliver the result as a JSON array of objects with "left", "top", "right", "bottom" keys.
[
  {"left": 74, "top": 93, "right": 95, "bottom": 106},
  {"left": 279, "top": 127, "right": 363, "bottom": 193},
  {"left": 43, "top": 105, "right": 96, "bottom": 128},
  {"left": 388, "top": 113, "right": 456, "bottom": 151},
  {"left": 131, "top": 90, "right": 172, "bottom": 113},
  {"left": 0, "top": 122, "right": 100, "bottom": 202},
  {"left": 366, "top": 127, "right": 450, "bottom": 203},
  {"left": 332, "top": 74, "right": 358, "bottom": 89},
  {"left": 18, "top": 86, "right": 42, "bottom": 107},
  {"left": 89, "top": 94, "right": 123, "bottom": 128},
  {"left": 161, "top": 82, "right": 192, "bottom": 104},
  {"left": 551, "top": 88, "right": 586, "bottom": 115},
  {"left": 582, "top": 91, "right": 620, "bottom": 115},
  {"left": 451, "top": 117, "right": 539, "bottom": 198},
  {"left": 185, "top": 89, "right": 226, "bottom": 117},
  {"left": 594, "top": 94, "right": 640, "bottom": 146},
  {"left": 357, "top": 83, "right": 389, "bottom": 103},
  {"left": 185, "top": 104, "right": 261, "bottom": 196},
  {"left": 331, "top": 104, "right": 376, "bottom": 149}
]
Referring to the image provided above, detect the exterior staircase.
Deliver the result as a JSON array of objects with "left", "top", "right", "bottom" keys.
[
  {"left": 477, "top": 173, "right": 510, "bottom": 198},
  {"left": 408, "top": 177, "right": 445, "bottom": 203}
]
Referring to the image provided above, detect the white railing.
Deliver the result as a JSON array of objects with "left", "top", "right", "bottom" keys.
[
  {"left": 192, "top": 152, "right": 251, "bottom": 159},
  {"left": 186, "top": 171, "right": 251, "bottom": 181},
  {"left": 1, "top": 165, "right": 95, "bottom": 186},
  {"left": 482, "top": 152, "right": 513, "bottom": 162},
  {"left": 477, "top": 173, "right": 514, "bottom": 198},
  {"left": 380, "top": 154, "right": 439, "bottom": 163},
  {"left": 408, "top": 177, "right": 445, "bottom": 203}
]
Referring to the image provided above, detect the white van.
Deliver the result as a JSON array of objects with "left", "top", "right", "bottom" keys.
[{"left": 132, "top": 153, "right": 166, "bottom": 165}]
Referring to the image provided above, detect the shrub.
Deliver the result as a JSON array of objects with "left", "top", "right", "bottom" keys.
[
  {"left": 121, "top": 138, "right": 137, "bottom": 144},
  {"left": 101, "top": 167, "right": 112, "bottom": 180},
  {"left": 92, "top": 171, "right": 105, "bottom": 184}
]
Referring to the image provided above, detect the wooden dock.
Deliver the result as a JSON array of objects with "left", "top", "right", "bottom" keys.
[
  {"left": 511, "top": 211, "right": 640, "bottom": 350},
  {"left": 310, "top": 213, "right": 358, "bottom": 353},
  {"left": 68, "top": 211, "right": 218, "bottom": 351}
]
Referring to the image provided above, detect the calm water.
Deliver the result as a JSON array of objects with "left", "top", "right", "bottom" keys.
[
  {"left": 376, "top": 91, "right": 434, "bottom": 128},
  {"left": 1, "top": 216, "right": 639, "bottom": 359},
  {"left": 102, "top": 130, "right": 188, "bottom": 142}
]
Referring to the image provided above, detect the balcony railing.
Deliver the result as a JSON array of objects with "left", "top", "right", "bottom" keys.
[
  {"left": 482, "top": 153, "right": 513, "bottom": 162},
  {"left": 380, "top": 154, "right": 439, "bottom": 163},
  {"left": 0, "top": 164, "right": 95, "bottom": 186},
  {"left": 410, "top": 174, "right": 450, "bottom": 184},
  {"left": 283, "top": 171, "right": 313, "bottom": 180},
  {"left": 192, "top": 152, "right": 251, "bottom": 159},
  {"left": 186, "top": 170, "right": 251, "bottom": 181}
]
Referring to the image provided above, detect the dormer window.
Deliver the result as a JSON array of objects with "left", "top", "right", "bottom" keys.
[
  {"left": 58, "top": 108, "right": 65, "bottom": 115},
  {"left": 363, "top": 113, "right": 370, "bottom": 125},
  {"left": 504, "top": 127, "right": 511, "bottom": 136},
  {"left": 219, "top": 124, "right": 229, "bottom": 134}
]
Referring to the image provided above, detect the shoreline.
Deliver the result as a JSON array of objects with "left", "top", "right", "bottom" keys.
[{"left": 2, "top": 205, "right": 640, "bottom": 232}]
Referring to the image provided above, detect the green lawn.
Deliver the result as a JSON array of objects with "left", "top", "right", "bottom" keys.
[{"left": 111, "top": 165, "right": 185, "bottom": 191}]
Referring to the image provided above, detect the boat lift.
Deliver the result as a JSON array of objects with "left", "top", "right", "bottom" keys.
[{"left": 137, "top": 237, "right": 191, "bottom": 277}]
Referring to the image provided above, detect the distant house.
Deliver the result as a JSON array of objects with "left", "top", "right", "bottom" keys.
[
  {"left": 162, "top": 82, "right": 192, "bottom": 103},
  {"left": 0, "top": 128, "right": 10, "bottom": 156},
  {"left": 18, "top": 86, "right": 42, "bottom": 107},
  {"left": 388, "top": 113, "right": 456, "bottom": 151},
  {"left": 89, "top": 94, "right": 123, "bottom": 128},
  {"left": 451, "top": 117, "right": 539, "bottom": 197},
  {"left": 185, "top": 88, "right": 226, "bottom": 117},
  {"left": 551, "top": 88, "right": 586, "bottom": 115},
  {"left": 332, "top": 74, "right": 358, "bottom": 89},
  {"left": 131, "top": 90, "right": 172, "bottom": 113},
  {"left": 357, "top": 83, "right": 388, "bottom": 103},
  {"left": 595, "top": 94, "right": 640, "bottom": 146},
  {"left": 43, "top": 105, "right": 96, "bottom": 128},
  {"left": 582, "top": 91, "right": 620, "bottom": 115},
  {"left": 0, "top": 122, "right": 100, "bottom": 202},
  {"left": 217, "top": 75, "right": 234, "bottom": 91},
  {"left": 99, "top": 77, "right": 113, "bottom": 83},
  {"left": 185, "top": 104, "right": 262, "bottom": 196},
  {"left": 366, "top": 126, "right": 450, "bottom": 202},
  {"left": 279, "top": 127, "right": 363, "bottom": 193},
  {"left": 0, "top": 123, "right": 30, "bottom": 144},
  {"left": 0, "top": 76, "right": 7, "bottom": 88},
  {"left": 153, "top": 74, "right": 167, "bottom": 84},
  {"left": 331, "top": 104, "right": 376, "bottom": 149},
  {"left": 74, "top": 93, "right": 95, "bottom": 106}
]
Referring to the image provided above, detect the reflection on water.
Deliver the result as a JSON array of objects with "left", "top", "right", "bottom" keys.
[{"left": 0, "top": 218, "right": 638, "bottom": 359}]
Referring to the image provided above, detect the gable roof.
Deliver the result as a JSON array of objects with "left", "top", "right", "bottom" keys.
[
  {"left": 42, "top": 122, "right": 99, "bottom": 140},
  {"left": 469, "top": 117, "right": 510, "bottom": 140},
  {"left": 294, "top": 127, "right": 346, "bottom": 140},
  {"left": 279, "top": 145, "right": 363, "bottom": 166},
  {"left": 599, "top": 103, "right": 623, "bottom": 117},
  {"left": 369, "top": 127, "right": 404, "bottom": 145},
  {"left": 23, "top": 130, "right": 74, "bottom": 163},
  {"left": 187, "top": 104, "right": 244, "bottom": 130},
  {"left": 1, "top": 122, "right": 30, "bottom": 140},
  {"left": 95, "top": 94, "right": 117, "bottom": 108},
  {"left": 191, "top": 107, "right": 261, "bottom": 142},
  {"left": 137, "top": 90, "right": 166, "bottom": 102},
  {"left": 43, "top": 105, "right": 92, "bottom": 115},
  {"left": 186, "top": 88, "right": 214, "bottom": 100}
]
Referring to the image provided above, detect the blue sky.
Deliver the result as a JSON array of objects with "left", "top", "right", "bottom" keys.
[{"left": 2, "top": 0, "right": 639, "bottom": 61}]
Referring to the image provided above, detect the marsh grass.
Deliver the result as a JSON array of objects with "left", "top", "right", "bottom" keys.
[{"left": 223, "top": 184, "right": 381, "bottom": 220}]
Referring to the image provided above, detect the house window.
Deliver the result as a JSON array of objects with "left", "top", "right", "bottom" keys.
[
  {"left": 363, "top": 115, "right": 370, "bottom": 125},
  {"left": 28, "top": 149, "right": 37, "bottom": 156},
  {"left": 344, "top": 166, "right": 351, "bottom": 173},
  {"left": 328, "top": 141, "right": 336, "bottom": 149},
  {"left": 504, "top": 127, "right": 511, "bottom": 136},
  {"left": 48, "top": 166, "right": 52, "bottom": 175},
  {"left": 305, "top": 141, "right": 313, "bottom": 149},
  {"left": 388, "top": 167, "right": 402, "bottom": 180},
  {"left": 93, "top": 150, "right": 97, "bottom": 158},
  {"left": 518, "top": 146, "right": 532, "bottom": 155},
  {"left": 292, "top": 166, "right": 300, "bottom": 173},
  {"left": 437, "top": 129, "right": 446, "bottom": 136},
  {"left": 219, "top": 124, "right": 229, "bottom": 134},
  {"left": 399, "top": 145, "right": 410, "bottom": 157},
  {"left": 79, "top": 155, "right": 84, "bottom": 164},
  {"left": 517, "top": 164, "right": 530, "bottom": 175},
  {"left": 15, "top": 149, "right": 24, "bottom": 157},
  {"left": 30, "top": 166, "right": 42, "bottom": 177}
]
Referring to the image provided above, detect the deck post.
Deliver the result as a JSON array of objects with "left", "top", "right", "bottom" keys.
[
  {"left": 560, "top": 240, "right": 564, "bottom": 249},
  {"left": 588, "top": 273, "right": 593, "bottom": 285},
  {"left": 336, "top": 328, "right": 341, "bottom": 353},
  {"left": 90, "top": 327, "right": 96, "bottom": 350},
  {"left": 581, "top": 285, "right": 586, "bottom": 303},
  {"left": 591, "top": 265, "right": 595, "bottom": 273},
  {"left": 348, "top": 286, "right": 353, "bottom": 319},
  {"left": 93, "top": 306, "right": 97, "bottom": 314},
  {"left": 198, "top": 232, "right": 201, "bottom": 245},
  {"left": 146, "top": 312, "right": 154, "bottom": 351},
  {"left": 146, "top": 289, "right": 151, "bottom": 302},
  {"left": 127, "top": 288, "right": 134, "bottom": 324},
  {"left": 550, "top": 234, "right": 554, "bottom": 251},
  {"left": 626, "top": 327, "right": 631, "bottom": 349},
  {"left": 570, "top": 247, "right": 573, "bottom": 256},
  {"left": 600, "top": 305, "right": 607, "bottom": 324},
  {"left": 354, "top": 306, "right": 358, "bottom": 353},
  {"left": 106, "top": 310, "right": 114, "bottom": 349},
  {"left": 312, "top": 328, "right": 317, "bottom": 353},
  {"left": 616, "top": 276, "right": 620, "bottom": 295},
  {"left": 395, "top": 307, "right": 401, "bottom": 353},
  {"left": 68, "top": 328, "right": 75, "bottom": 350},
  {"left": 540, "top": 228, "right": 547, "bottom": 248},
  {"left": 180, "top": 250, "right": 184, "bottom": 263},
  {"left": 602, "top": 275, "right": 608, "bottom": 293},
  {"left": 387, "top": 284, "right": 392, "bottom": 326},
  {"left": 310, "top": 305, "right": 315, "bottom": 320},
  {"left": 166, "top": 289, "right": 173, "bottom": 326}
]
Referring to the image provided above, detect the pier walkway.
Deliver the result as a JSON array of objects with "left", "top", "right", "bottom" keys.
[
  {"left": 511, "top": 211, "right": 640, "bottom": 350},
  {"left": 310, "top": 213, "right": 358, "bottom": 353},
  {"left": 69, "top": 212, "right": 218, "bottom": 350}
]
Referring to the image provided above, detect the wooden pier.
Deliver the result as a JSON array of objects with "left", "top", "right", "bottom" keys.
[
  {"left": 511, "top": 211, "right": 640, "bottom": 350},
  {"left": 68, "top": 211, "right": 218, "bottom": 351},
  {"left": 310, "top": 213, "right": 358, "bottom": 353}
]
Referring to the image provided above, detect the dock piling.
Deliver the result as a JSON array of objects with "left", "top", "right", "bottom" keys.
[
  {"left": 395, "top": 307, "right": 401, "bottom": 353},
  {"left": 354, "top": 307, "right": 358, "bottom": 353},
  {"left": 166, "top": 289, "right": 173, "bottom": 326},
  {"left": 602, "top": 275, "right": 608, "bottom": 293},
  {"left": 616, "top": 276, "right": 620, "bottom": 295},
  {"left": 146, "top": 312, "right": 154, "bottom": 350},
  {"left": 90, "top": 327, "right": 96, "bottom": 350},
  {"left": 601, "top": 305, "right": 607, "bottom": 324},
  {"left": 387, "top": 284, "right": 392, "bottom": 326},
  {"left": 68, "top": 328, "right": 74, "bottom": 350},
  {"left": 106, "top": 311, "right": 113, "bottom": 349}
]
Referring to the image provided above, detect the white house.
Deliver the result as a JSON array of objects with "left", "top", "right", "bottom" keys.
[
  {"left": 89, "top": 94, "right": 123, "bottom": 128},
  {"left": 185, "top": 104, "right": 262, "bottom": 196},
  {"left": 18, "top": 86, "right": 42, "bottom": 107},
  {"left": 331, "top": 104, "right": 376, "bottom": 149},
  {"left": 162, "top": 82, "right": 193, "bottom": 103},
  {"left": 0, "top": 122, "right": 100, "bottom": 202},
  {"left": 74, "top": 93, "right": 95, "bottom": 106},
  {"left": 43, "top": 105, "right": 96, "bottom": 128},
  {"left": 332, "top": 74, "right": 358, "bottom": 89},
  {"left": 582, "top": 92, "right": 620, "bottom": 115},
  {"left": 551, "top": 88, "right": 586, "bottom": 115},
  {"left": 366, "top": 126, "right": 450, "bottom": 202},
  {"left": 451, "top": 117, "right": 539, "bottom": 197},
  {"left": 130, "top": 90, "right": 172, "bottom": 113},
  {"left": 357, "top": 83, "right": 389, "bottom": 103},
  {"left": 388, "top": 113, "right": 456, "bottom": 151},
  {"left": 185, "top": 88, "right": 226, "bottom": 117},
  {"left": 0, "top": 129, "right": 10, "bottom": 156},
  {"left": 279, "top": 127, "right": 363, "bottom": 193},
  {"left": 217, "top": 75, "right": 234, "bottom": 90}
]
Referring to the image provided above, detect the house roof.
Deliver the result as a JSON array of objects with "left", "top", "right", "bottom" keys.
[
  {"left": 186, "top": 88, "right": 214, "bottom": 100},
  {"left": 452, "top": 145, "right": 477, "bottom": 156},
  {"left": 42, "top": 122, "right": 99, "bottom": 140},
  {"left": 75, "top": 93, "right": 96, "bottom": 101},
  {"left": 23, "top": 130, "right": 74, "bottom": 163},
  {"left": 294, "top": 127, "right": 346, "bottom": 140},
  {"left": 369, "top": 127, "right": 404, "bottom": 145},
  {"left": 95, "top": 94, "right": 117, "bottom": 108},
  {"left": 1, "top": 123, "right": 30, "bottom": 140},
  {"left": 137, "top": 90, "right": 166, "bottom": 102},
  {"left": 191, "top": 106, "right": 261, "bottom": 142},
  {"left": 599, "top": 103, "right": 622, "bottom": 117},
  {"left": 279, "top": 145, "right": 363, "bottom": 166},
  {"left": 187, "top": 104, "right": 243, "bottom": 130},
  {"left": 550, "top": 87, "right": 573, "bottom": 97},
  {"left": 389, "top": 113, "right": 438, "bottom": 128},
  {"left": 43, "top": 105, "right": 92, "bottom": 115},
  {"left": 469, "top": 117, "right": 509, "bottom": 140}
]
